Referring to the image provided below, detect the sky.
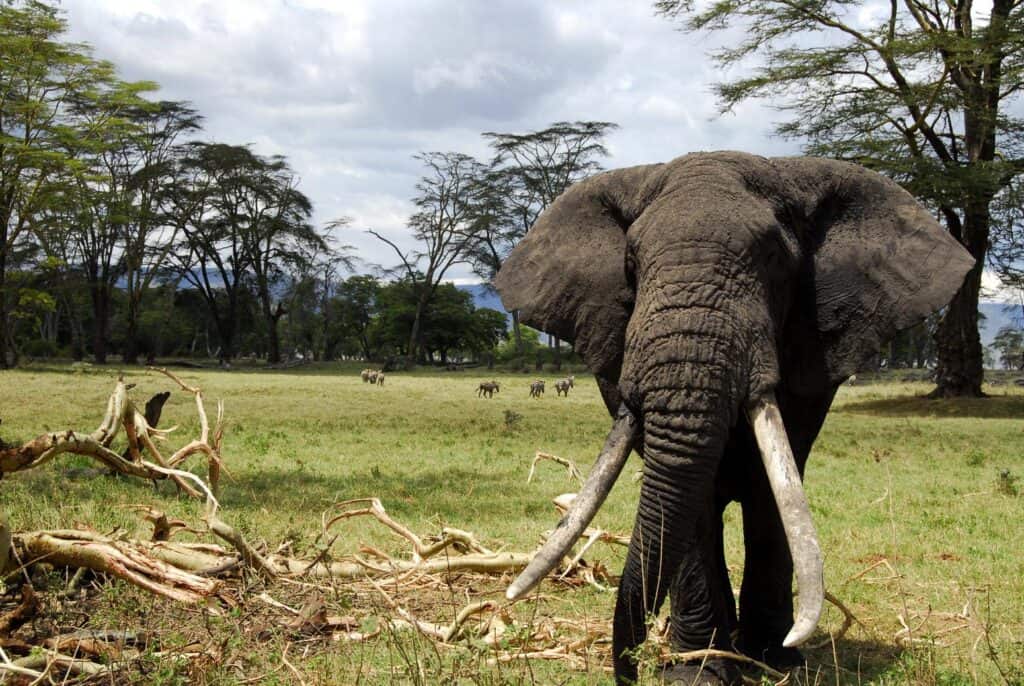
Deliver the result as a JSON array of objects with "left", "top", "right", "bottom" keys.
[{"left": 60, "top": 0, "right": 1014, "bottom": 301}]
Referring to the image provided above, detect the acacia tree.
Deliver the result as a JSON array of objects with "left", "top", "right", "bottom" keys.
[
  {"left": 471, "top": 122, "right": 617, "bottom": 365},
  {"left": 990, "top": 176, "right": 1024, "bottom": 326},
  {"left": 59, "top": 82, "right": 172, "bottom": 364},
  {"left": 656, "top": 0, "right": 1024, "bottom": 397},
  {"left": 240, "top": 156, "right": 327, "bottom": 364},
  {"left": 0, "top": 1, "right": 146, "bottom": 366},
  {"left": 992, "top": 326, "right": 1024, "bottom": 368},
  {"left": 170, "top": 143, "right": 252, "bottom": 364},
  {"left": 369, "top": 151, "right": 489, "bottom": 368},
  {"left": 117, "top": 101, "right": 202, "bottom": 364}
]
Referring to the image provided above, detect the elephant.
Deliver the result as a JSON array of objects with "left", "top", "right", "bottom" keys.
[{"left": 494, "top": 151, "right": 973, "bottom": 685}]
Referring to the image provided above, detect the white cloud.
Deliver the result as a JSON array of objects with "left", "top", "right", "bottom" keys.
[{"left": 982, "top": 269, "right": 1018, "bottom": 304}]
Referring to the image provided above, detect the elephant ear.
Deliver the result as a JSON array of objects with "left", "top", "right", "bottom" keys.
[
  {"left": 779, "top": 158, "right": 975, "bottom": 394},
  {"left": 494, "top": 165, "right": 659, "bottom": 379}
]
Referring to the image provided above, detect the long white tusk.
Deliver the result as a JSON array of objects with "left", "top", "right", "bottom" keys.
[
  {"left": 746, "top": 393, "right": 825, "bottom": 648},
  {"left": 506, "top": 404, "right": 639, "bottom": 601}
]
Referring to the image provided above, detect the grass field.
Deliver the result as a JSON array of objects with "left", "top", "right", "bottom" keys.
[{"left": 1, "top": 363, "right": 1022, "bottom": 684}]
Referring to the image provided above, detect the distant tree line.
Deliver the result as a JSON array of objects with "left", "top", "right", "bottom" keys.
[{"left": 12, "top": 0, "right": 1018, "bottom": 379}]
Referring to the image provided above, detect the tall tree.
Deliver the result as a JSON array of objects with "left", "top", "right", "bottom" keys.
[
  {"left": 991, "top": 326, "right": 1024, "bottom": 369},
  {"left": 473, "top": 122, "right": 617, "bottom": 364},
  {"left": 242, "top": 157, "right": 327, "bottom": 364},
  {"left": 0, "top": 1, "right": 145, "bottom": 366},
  {"left": 990, "top": 176, "right": 1024, "bottom": 326},
  {"left": 171, "top": 142, "right": 253, "bottom": 364},
  {"left": 369, "top": 151, "right": 489, "bottom": 367},
  {"left": 59, "top": 81, "right": 162, "bottom": 364},
  {"left": 117, "top": 101, "right": 202, "bottom": 364},
  {"left": 655, "top": 0, "right": 1024, "bottom": 397}
]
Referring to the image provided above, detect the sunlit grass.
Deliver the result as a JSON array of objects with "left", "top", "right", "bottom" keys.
[{"left": 1, "top": 363, "right": 1022, "bottom": 684}]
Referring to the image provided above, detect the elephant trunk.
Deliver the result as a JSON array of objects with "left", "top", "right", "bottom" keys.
[
  {"left": 613, "top": 372, "right": 736, "bottom": 678},
  {"left": 746, "top": 393, "right": 823, "bottom": 647}
]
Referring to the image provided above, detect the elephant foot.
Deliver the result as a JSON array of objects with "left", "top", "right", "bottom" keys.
[
  {"left": 661, "top": 659, "right": 742, "bottom": 686},
  {"left": 736, "top": 636, "right": 805, "bottom": 670}
]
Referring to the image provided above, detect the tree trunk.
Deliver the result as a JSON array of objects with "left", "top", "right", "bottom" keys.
[
  {"left": 931, "top": 266, "right": 985, "bottom": 397},
  {"left": 266, "top": 316, "right": 281, "bottom": 364},
  {"left": 511, "top": 310, "right": 524, "bottom": 359},
  {"left": 552, "top": 335, "right": 561, "bottom": 371},
  {"left": 91, "top": 286, "right": 110, "bottom": 365},
  {"left": 123, "top": 296, "right": 141, "bottom": 365},
  {"left": 931, "top": 205, "right": 988, "bottom": 398},
  {"left": 0, "top": 278, "right": 8, "bottom": 370},
  {"left": 0, "top": 257, "right": 8, "bottom": 369},
  {"left": 406, "top": 290, "right": 430, "bottom": 370}
]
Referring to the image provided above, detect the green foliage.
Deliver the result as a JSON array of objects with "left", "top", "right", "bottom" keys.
[
  {"left": 655, "top": 0, "right": 1024, "bottom": 395},
  {"left": 374, "top": 279, "right": 507, "bottom": 363},
  {"left": 992, "top": 326, "right": 1024, "bottom": 370},
  {"left": 0, "top": 0, "right": 157, "bottom": 366}
]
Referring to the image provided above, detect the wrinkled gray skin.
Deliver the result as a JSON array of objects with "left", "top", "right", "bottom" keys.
[{"left": 495, "top": 152, "right": 973, "bottom": 685}]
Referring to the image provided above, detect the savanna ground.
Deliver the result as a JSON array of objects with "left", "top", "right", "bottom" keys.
[{"left": 1, "top": 363, "right": 1022, "bottom": 685}]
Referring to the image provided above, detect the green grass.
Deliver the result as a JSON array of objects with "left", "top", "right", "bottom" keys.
[{"left": 1, "top": 364, "right": 1022, "bottom": 684}]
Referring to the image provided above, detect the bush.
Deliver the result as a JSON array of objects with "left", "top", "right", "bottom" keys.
[{"left": 22, "top": 338, "right": 58, "bottom": 358}]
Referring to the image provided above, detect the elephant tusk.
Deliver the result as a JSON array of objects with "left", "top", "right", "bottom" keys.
[
  {"left": 506, "top": 404, "right": 639, "bottom": 601},
  {"left": 746, "top": 393, "right": 825, "bottom": 648}
]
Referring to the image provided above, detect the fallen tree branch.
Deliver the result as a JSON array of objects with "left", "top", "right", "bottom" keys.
[
  {"left": 528, "top": 452, "right": 583, "bottom": 484},
  {"left": 0, "top": 586, "right": 39, "bottom": 636},
  {"left": 0, "top": 376, "right": 225, "bottom": 497}
]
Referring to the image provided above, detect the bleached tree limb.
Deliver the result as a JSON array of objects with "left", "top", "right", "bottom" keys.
[{"left": 528, "top": 451, "right": 583, "bottom": 484}]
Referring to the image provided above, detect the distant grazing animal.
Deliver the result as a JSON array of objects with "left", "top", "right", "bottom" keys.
[
  {"left": 478, "top": 381, "right": 500, "bottom": 398},
  {"left": 846, "top": 374, "right": 857, "bottom": 386},
  {"left": 529, "top": 380, "right": 545, "bottom": 398},
  {"left": 555, "top": 375, "right": 575, "bottom": 396},
  {"left": 367, "top": 370, "right": 380, "bottom": 384},
  {"left": 376, "top": 372, "right": 385, "bottom": 386},
  {"left": 360, "top": 369, "right": 373, "bottom": 383}
]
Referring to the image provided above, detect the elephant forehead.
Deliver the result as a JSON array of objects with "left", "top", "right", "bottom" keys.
[{"left": 628, "top": 191, "right": 785, "bottom": 265}]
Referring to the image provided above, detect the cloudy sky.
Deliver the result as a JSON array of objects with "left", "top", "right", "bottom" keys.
[
  {"left": 59, "top": 0, "right": 796, "bottom": 277},
  {"left": 59, "top": 0, "right": 1013, "bottom": 300}
]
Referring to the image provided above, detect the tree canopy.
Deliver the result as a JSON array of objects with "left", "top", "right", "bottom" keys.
[{"left": 656, "top": 0, "right": 1024, "bottom": 396}]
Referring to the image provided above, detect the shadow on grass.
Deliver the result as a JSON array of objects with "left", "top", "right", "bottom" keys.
[
  {"left": 836, "top": 393, "right": 1024, "bottom": 419},
  {"left": 802, "top": 637, "right": 905, "bottom": 684}
]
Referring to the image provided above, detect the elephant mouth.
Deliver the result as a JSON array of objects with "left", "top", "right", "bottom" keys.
[{"left": 505, "top": 392, "right": 824, "bottom": 649}]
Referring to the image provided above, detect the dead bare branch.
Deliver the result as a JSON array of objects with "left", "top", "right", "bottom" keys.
[{"left": 528, "top": 451, "right": 583, "bottom": 484}]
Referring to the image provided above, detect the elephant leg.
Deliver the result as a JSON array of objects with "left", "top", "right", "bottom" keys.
[
  {"left": 736, "top": 474, "right": 801, "bottom": 667},
  {"left": 735, "top": 386, "right": 837, "bottom": 668},
  {"left": 661, "top": 503, "right": 742, "bottom": 685}
]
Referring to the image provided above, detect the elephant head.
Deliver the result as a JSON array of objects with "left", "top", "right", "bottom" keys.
[{"left": 494, "top": 152, "right": 972, "bottom": 684}]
